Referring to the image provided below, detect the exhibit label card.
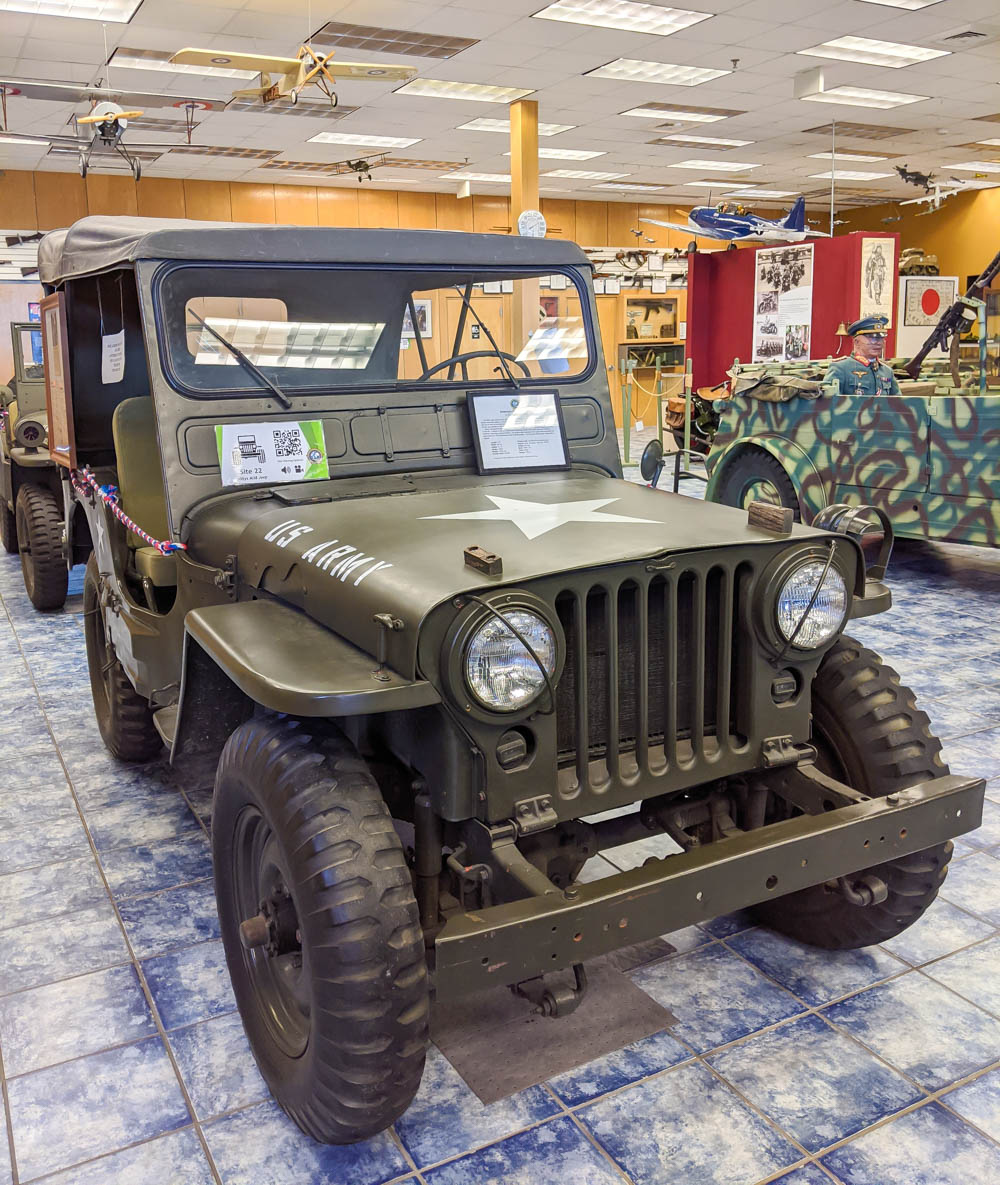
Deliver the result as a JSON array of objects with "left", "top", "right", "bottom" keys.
[
  {"left": 468, "top": 391, "right": 569, "bottom": 473},
  {"left": 752, "top": 243, "right": 814, "bottom": 364},
  {"left": 216, "top": 420, "right": 329, "bottom": 486}
]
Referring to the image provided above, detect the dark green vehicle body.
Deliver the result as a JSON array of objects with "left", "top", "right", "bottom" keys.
[
  {"left": 1, "top": 322, "right": 58, "bottom": 517},
  {"left": 706, "top": 364, "right": 1000, "bottom": 547},
  {"left": 41, "top": 218, "right": 983, "bottom": 1018}
]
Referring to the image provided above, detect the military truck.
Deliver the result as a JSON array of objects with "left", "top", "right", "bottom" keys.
[
  {"left": 38, "top": 217, "right": 983, "bottom": 1145},
  {"left": 0, "top": 320, "right": 69, "bottom": 609},
  {"left": 706, "top": 361, "right": 1000, "bottom": 547}
]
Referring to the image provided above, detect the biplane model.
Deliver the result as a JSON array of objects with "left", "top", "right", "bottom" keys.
[{"left": 169, "top": 44, "right": 417, "bottom": 108}]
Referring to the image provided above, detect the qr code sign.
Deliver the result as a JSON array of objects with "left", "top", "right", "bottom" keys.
[{"left": 272, "top": 428, "right": 302, "bottom": 458}]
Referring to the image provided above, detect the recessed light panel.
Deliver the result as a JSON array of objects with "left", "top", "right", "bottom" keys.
[
  {"left": 650, "top": 134, "right": 753, "bottom": 147},
  {"left": 394, "top": 79, "right": 534, "bottom": 103},
  {"left": 0, "top": 0, "right": 141, "bottom": 20},
  {"left": 459, "top": 117, "right": 575, "bottom": 135},
  {"left": 312, "top": 21, "right": 478, "bottom": 59},
  {"left": 621, "top": 102, "right": 744, "bottom": 121},
  {"left": 308, "top": 132, "right": 422, "bottom": 148},
  {"left": 801, "top": 86, "right": 928, "bottom": 109},
  {"left": 383, "top": 157, "right": 466, "bottom": 170},
  {"left": 591, "top": 181, "right": 665, "bottom": 191},
  {"left": 667, "top": 159, "right": 761, "bottom": 171},
  {"left": 110, "top": 48, "right": 258, "bottom": 78},
  {"left": 803, "top": 121, "right": 915, "bottom": 140},
  {"left": 808, "top": 151, "right": 889, "bottom": 161},
  {"left": 226, "top": 97, "right": 359, "bottom": 118},
  {"left": 533, "top": 1, "right": 711, "bottom": 37},
  {"left": 809, "top": 170, "right": 893, "bottom": 180},
  {"left": 973, "top": 139, "right": 1000, "bottom": 147},
  {"left": 947, "top": 161, "right": 1000, "bottom": 172},
  {"left": 798, "top": 36, "right": 949, "bottom": 68},
  {"left": 441, "top": 170, "right": 512, "bottom": 182},
  {"left": 504, "top": 147, "right": 606, "bottom": 160},
  {"left": 0, "top": 133, "right": 48, "bottom": 145},
  {"left": 855, "top": 0, "right": 944, "bottom": 8},
  {"left": 587, "top": 60, "right": 730, "bottom": 86},
  {"left": 724, "top": 189, "right": 798, "bottom": 198},
  {"left": 543, "top": 168, "right": 629, "bottom": 179},
  {"left": 168, "top": 146, "right": 281, "bottom": 160}
]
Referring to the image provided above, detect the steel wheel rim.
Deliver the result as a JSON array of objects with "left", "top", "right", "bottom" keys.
[
  {"left": 233, "top": 806, "right": 310, "bottom": 1059},
  {"left": 739, "top": 477, "right": 782, "bottom": 509}
]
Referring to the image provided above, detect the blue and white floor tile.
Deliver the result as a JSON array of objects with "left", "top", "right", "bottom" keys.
[{"left": 3, "top": 512, "right": 1000, "bottom": 1182}]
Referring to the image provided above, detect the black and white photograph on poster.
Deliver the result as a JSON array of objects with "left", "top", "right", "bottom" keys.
[
  {"left": 752, "top": 243, "right": 814, "bottom": 363},
  {"left": 860, "top": 237, "right": 895, "bottom": 324},
  {"left": 402, "top": 298, "right": 432, "bottom": 339}
]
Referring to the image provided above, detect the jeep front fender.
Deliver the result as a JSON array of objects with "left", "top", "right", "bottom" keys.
[{"left": 706, "top": 434, "right": 831, "bottom": 523}]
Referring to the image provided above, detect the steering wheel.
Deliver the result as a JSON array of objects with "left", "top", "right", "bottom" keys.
[{"left": 417, "top": 350, "right": 532, "bottom": 382}]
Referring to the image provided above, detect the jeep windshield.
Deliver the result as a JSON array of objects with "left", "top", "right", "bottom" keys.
[{"left": 156, "top": 264, "right": 594, "bottom": 398}]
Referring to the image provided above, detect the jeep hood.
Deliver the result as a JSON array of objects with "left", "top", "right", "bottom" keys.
[{"left": 194, "top": 473, "right": 821, "bottom": 679}]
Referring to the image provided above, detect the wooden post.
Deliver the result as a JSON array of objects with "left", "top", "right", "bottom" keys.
[{"left": 510, "top": 99, "right": 540, "bottom": 355}]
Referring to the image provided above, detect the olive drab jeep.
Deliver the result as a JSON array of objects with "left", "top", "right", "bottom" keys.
[
  {"left": 0, "top": 321, "right": 68, "bottom": 608},
  {"left": 37, "top": 217, "right": 984, "bottom": 1146}
]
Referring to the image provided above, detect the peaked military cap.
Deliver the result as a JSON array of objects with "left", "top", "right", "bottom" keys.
[{"left": 847, "top": 315, "right": 891, "bottom": 336}]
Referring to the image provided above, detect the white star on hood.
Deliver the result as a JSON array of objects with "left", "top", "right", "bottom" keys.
[{"left": 421, "top": 495, "right": 661, "bottom": 541}]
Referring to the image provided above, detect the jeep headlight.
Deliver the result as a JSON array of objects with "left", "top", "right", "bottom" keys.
[
  {"left": 465, "top": 610, "right": 556, "bottom": 712},
  {"left": 776, "top": 560, "right": 847, "bottom": 650}
]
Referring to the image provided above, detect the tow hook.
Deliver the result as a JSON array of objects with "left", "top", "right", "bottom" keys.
[
  {"left": 837, "top": 874, "right": 889, "bottom": 907},
  {"left": 514, "top": 963, "right": 588, "bottom": 1018}
]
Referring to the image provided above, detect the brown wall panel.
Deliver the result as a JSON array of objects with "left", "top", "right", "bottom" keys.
[
  {"left": 540, "top": 198, "right": 576, "bottom": 242},
  {"left": 34, "top": 172, "right": 87, "bottom": 230},
  {"left": 435, "top": 193, "right": 473, "bottom": 232},
  {"left": 607, "top": 202, "right": 639, "bottom": 247},
  {"left": 357, "top": 188, "right": 399, "bottom": 229},
  {"left": 574, "top": 201, "right": 607, "bottom": 247},
  {"left": 273, "top": 185, "right": 318, "bottom": 225},
  {"left": 230, "top": 184, "right": 276, "bottom": 224},
  {"left": 183, "top": 180, "right": 232, "bottom": 222},
  {"left": 473, "top": 194, "right": 509, "bottom": 234},
  {"left": 136, "top": 177, "right": 185, "bottom": 219},
  {"left": 1, "top": 171, "right": 37, "bottom": 229},
  {"left": 85, "top": 174, "right": 138, "bottom": 218},
  {"left": 316, "top": 187, "right": 359, "bottom": 227},
  {"left": 397, "top": 191, "right": 437, "bottom": 229}
]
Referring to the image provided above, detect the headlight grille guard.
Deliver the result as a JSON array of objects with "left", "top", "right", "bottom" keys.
[{"left": 461, "top": 593, "right": 557, "bottom": 716}]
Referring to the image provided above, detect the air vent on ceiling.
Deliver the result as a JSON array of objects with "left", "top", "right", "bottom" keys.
[
  {"left": 930, "top": 22, "right": 1000, "bottom": 48},
  {"left": 945, "top": 30, "right": 987, "bottom": 41}
]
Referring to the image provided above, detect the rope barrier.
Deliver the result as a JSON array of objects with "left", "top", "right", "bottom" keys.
[{"left": 71, "top": 467, "right": 186, "bottom": 556}]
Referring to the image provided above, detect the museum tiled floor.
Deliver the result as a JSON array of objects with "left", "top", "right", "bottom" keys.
[{"left": 1, "top": 476, "right": 1000, "bottom": 1183}]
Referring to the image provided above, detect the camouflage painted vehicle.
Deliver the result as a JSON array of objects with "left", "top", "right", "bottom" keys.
[
  {"left": 0, "top": 321, "right": 68, "bottom": 608},
  {"left": 706, "top": 362, "right": 1000, "bottom": 548},
  {"left": 39, "top": 218, "right": 983, "bottom": 1146}
]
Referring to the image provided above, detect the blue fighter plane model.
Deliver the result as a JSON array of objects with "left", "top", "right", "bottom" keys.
[{"left": 641, "top": 196, "right": 827, "bottom": 245}]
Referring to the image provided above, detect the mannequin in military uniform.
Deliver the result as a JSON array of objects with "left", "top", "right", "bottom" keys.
[{"left": 824, "top": 315, "right": 900, "bottom": 396}]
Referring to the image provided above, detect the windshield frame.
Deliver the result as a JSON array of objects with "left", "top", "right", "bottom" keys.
[{"left": 152, "top": 260, "right": 598, "bottom": 401}]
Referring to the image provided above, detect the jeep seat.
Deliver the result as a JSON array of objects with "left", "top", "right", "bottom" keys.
[{"left": 110, "top": 397, "right": 176, "bottom": 587}]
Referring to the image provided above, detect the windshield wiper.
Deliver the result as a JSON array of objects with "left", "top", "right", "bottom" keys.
[
  {"left": 188, "top": 310, "right": 292, "bottom": 410},
  {"left": 451, "top": 285, "right": 520, "bottom": 388}
]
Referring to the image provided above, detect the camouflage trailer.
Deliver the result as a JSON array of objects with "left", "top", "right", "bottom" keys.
[
  {"left": 37, "top": 217, "right": 984, "bottom": 1146},
  {"left": 706, "top": 363, "right": 1000, "bottom": 548}
]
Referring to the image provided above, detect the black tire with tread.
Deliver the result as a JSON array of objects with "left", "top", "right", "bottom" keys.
[
  {"left": 754, "top": 635, "right": 953, "bottom": 948},
  {"left": 15, "top": 483, "right": 67, "bottom": 609},
  {"left": 83, "top": 555, "right": 162, "bottom": 762},
  {"left": 0, "top": 495, "right": 17, "bottom": 554},
  {"left": 213, "top": 717, "right": 429, "bottom": 1144},
  {"left": 715, "top": 446, "right": 800, "bottom": 519}
]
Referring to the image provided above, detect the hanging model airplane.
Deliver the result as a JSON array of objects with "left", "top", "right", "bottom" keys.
[
  {"left": 640, "top": 196, "right": 827, "bottom": 247},
  {"left": 895, "top": 164, "right": 934, "bottom": 192},
  {"left": 169, "top": 44, "right": 417, "bottom": 109},
  {"left": 899, "top": 177, "right": 998, "bottom": 216}
]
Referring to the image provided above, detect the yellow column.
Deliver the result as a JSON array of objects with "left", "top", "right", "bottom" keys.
[{"left": 510, "top": 99, "right": 540, "bottom": 356}]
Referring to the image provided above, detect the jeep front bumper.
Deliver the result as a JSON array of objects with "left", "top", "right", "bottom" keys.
[{"left": 433, "top": 772, "right": 983, "bottom": 1001}]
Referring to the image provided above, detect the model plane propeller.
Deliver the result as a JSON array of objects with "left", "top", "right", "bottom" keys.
[
  {"left": 169, "top": 44, "right": 417, "bottom": 109},
  {"left": 641, "top": 196, "right": 827, "bottom": 248}
]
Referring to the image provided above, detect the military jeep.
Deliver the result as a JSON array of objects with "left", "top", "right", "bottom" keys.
[
  {"left": 0, "top": 320, "right": 68, "bottom": 608},
  {"left": 38, "top": 217, "right": 983, "bottom": 1145}
]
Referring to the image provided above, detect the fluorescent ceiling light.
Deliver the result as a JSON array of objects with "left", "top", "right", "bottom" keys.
[
  {"left": 395, "top": 79, "right": 534, "bottom": 103},
  {"left": 543, "top": 168, "right": 629, "bottom": 179},
  {"left": 855, "top": 0, "right": 944, "bottom": 8},
  {"left": 371, "top": 177, "right": 420, "bottom": 183},
  {"left": 651, "top": 134, "right": 753, "bottom": 147},
  {"left": 0, "top": 133, "right": 49, "bottom": 145},
  {"left": 621, "top": 103, "right": 740, "bottom": 122},
  {"left": 110, "top": 48, "right": 258, "bottom": 78},
  {"left": 441, "top": 171, "right": 512, "bottom": 182},
  {"left": 808, "top": 151, "right": 888, "bottom": 162},
  {"left": 533, "top": 1, "right": 711, "bottom": 37},
  {"left": 587, "top": 60, "right": 730, "bottom": 86},
  {"left": 0, "top": 0, "right": 141, "bottom": 20},
  {"left": 723, "top": 189, "right": 797, "bottom": 198},
  {"left": 458, "top": 117, "right": 574, "bottom": 135},
  {"left": 809, "top": 170, "right": 893, "bottom": 180},
  {"left": 801, "top": 86, "right": 928, "bottom": 109},
  {"left": 946, "top": 161, "right": 1000, "bottom": 173},
  {"left": 312, "top": 20, "right": 478, "bottom": 59},
  {"left": 974, "top": 139, "right": 1000, "bottom": 148},
  {"left": 591, "top": 181, "right": 664, "bottom": 191},
  {"left": 504, "top": 148, "right": 606, "bottom": 160},
  {"left": 666, "top": 159, "right": 761, "bottom": 171},
  {"left": 798, "top": 36, "right": 948, "bottom": 69},
  {"left": 308, "top": 132, "right": 422, "bottom": 148}
]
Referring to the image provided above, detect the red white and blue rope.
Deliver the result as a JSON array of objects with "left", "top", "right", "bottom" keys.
[{"left": 71, "top": 466, "right": 186, "bottom": 556}]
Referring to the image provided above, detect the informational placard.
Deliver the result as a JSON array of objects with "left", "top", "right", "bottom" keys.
[
  {"left": 468, "top": 390, "right": 569, "bottom": 474},
  {"left": 216, "top": 420, "right": 329, "bottom": 486},
  {"left": 101, "top": 330, "right": 125, "bottom": 385},
  {"left": 859, "top": 236, "right": 895, "bottom": 325},
  {"left": 752, "top": 243, "right": 814, "bottom": 363}
]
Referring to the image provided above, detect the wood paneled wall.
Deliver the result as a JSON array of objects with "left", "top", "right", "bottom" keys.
[{"left": 1, "top": 169, "right": 728, "bottom": 251}]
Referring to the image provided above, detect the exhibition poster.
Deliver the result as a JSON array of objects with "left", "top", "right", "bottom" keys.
[
  {"left": 752, "top": 243, "right": 814, "bottom": 363},
  {"left": 859, "top": 236, "right": 895, "bottom": 324}
]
